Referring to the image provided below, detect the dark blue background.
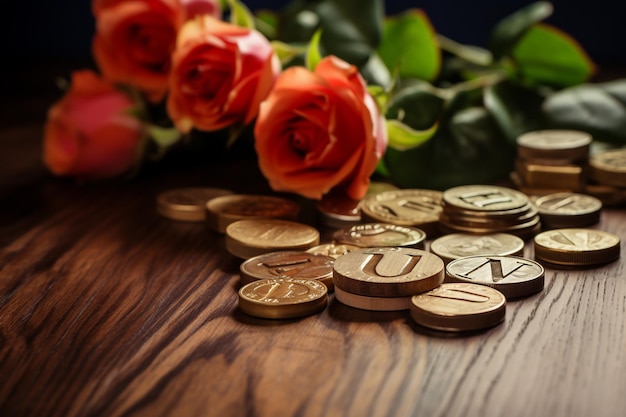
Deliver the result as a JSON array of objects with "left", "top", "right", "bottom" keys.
[{"left": 2, "top": 1, "right": 625, "bottom": 66}]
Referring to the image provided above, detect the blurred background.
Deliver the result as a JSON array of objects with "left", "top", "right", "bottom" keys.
[
  {"left": 2, "top": 1, "right": 624, "bottom": 66},
  {"left": 1, "top": 0, "right": 625, "bottom": 123}
]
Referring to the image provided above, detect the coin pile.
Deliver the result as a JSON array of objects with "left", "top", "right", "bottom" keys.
[
  {"left": 511, "top": 129, "right": 591, "bottom": 196},
  {"left": 332, "top": 247, "right": 444, "bottom": 311},
  {"left": 584, "top": 148, "right": 626, "bottom": 206},
  {"left": 155, "top": 184, "right": 620, "bottom": 330},
  {"left": 439, "top": 184, "right": 540, "bottom": 239}
]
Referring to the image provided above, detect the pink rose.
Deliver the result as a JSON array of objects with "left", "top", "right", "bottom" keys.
[
  {"left": 167, "top": 15, "right": 280, "bottom": 132},
  {"left": 92, "top": 0, "right": 221, "bottom": 102},
  {"left": 254, "top": 56, "right": 388, "bottom": 200},
  {"left": 43, "top": 70, "right": 145, "bottom": 179}
]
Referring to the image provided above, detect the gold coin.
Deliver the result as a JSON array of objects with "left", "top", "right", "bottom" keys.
[
  {"left": 239, "top": 251, "right": 334, "bottom": 290},
  {"left": 157, "top": 187, "right": 233, "bottom": 221},
  {"left": 533, "top": 228, "right": 620, "bottom": 266},
  {"left": 315, "top": 190, "right": 361, "bottom": 229},
  {"left": 225, "top": 219, "right": 320, "bottom": 259},
  {"left": 589, "top": 148, "right": 626, "bottom": 187},
  {"left": 333, "top": 286, "right": 413, "bottom": 311},
  {"left": 206, "top": 194, "right": 300, "bottom": 233},
  {"left": 442, "top": 185, "right": 529, "bottom": 213},
  {"left": 305, "top": 243, "right": 360, "bottom": 259},
  {"left": 238, "top": 278, "right": 328, "bottom": 319},
  {"left": 429, "top": 233, "right": 525, "bottom": 264},
  {"left": 533, "top": 193, "right": 602, "bottom": 228},
  {"left": 360, "top": 189, "right": 442, "bottom": 234},
  {"left": 366, "top": 181, "right": 400, "bottom": 197},
  {"left": 332, "top": 247, "right": 444, "bottom": 297},
  {"left": 516, "top": 129, "right": 591, "bottom": 162},
  {"left": 515, "top": 162, "right": 583, "bottom": 190},
  {"left": 410, "top": 283, "right": 506, "bottom": 332},
  {"left": 445, "top": 255, "right": 544, "bottom": 299},
  {"left": 333, "top": 223, "right": 427, "bottom": 249}
]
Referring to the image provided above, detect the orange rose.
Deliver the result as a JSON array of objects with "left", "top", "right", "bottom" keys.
[
  {"left": 43, "top": 70, "right": 145, "bottom": 179},
  {"left": 92, "top": 0, "right": 221, "bottom": 102},
  {"left": 254, "top": 56, "right": 388, "bottom": 200},
  {"left": 167, "top": 15, "right": 280, "bottom": 132}
]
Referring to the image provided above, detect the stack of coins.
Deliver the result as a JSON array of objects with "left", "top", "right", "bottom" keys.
[
  {"left": 584, "top": 148, "right": 626, "bottom": 206},
  {"left": 439, "top": 185, "right": 540, "bottom": 239},
  {"left": 360, "top": 189, "right": 443, "bottom": 237},
  {"left": 332, "top": 247, "right": 444, "bottom": 311},
  {"left": 511, "top": 129, "right": 592, "bottom": 195}
]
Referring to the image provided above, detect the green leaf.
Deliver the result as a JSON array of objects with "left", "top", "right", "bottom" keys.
[
  {"left": 367, "top": 85, "right": 390, "bottom": 113},
  {"left": 489, "top": 1, "right": 553, "bottom": 61},
  {"left": 437, "top": 34, "right": 492, "bottom": 67},
  {"left": 228, "top": 0, "right": 255, "bottom": 29},
  {"left": 383, "top": 106, "right": 514, "bottom": 190},
  {"left": 386, "top": 119, "right": 438, "bottom": 151},
  {"left": 484, "top": 79, "right": 547, "bottom": 143},
  {"left": 386, "top": 84, "right": 445, "bottom": 131},
  {"left": 381, "top": 88, "right": 515, "bottom": 190},
  {"left": 512, "top": 23, "right": 596, "bottom": 87},
  {"left": 543, "top": 79, "right": 626, "bottom": 144},
  {"left": 305, "top": 29, "right": 323, "bottom": 71},
  {"left": 271, "top": 41, "right": 306, "bottom": 66},
  {"left": 255, "top": 10, "right": 279, "bottom": 39},
  {"left": 377, "top": 9, "right": 441, "bottom": 82},
  {"left": 278, "top": 0, "right": 383, "bottom": 67},
  {"left": 148, "top": 125, "right": 183, "bottom": 148}
]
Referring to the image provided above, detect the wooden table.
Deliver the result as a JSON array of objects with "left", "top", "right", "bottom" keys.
[{"left": 1, "top": 101, "right": 625, "bottom": 417}]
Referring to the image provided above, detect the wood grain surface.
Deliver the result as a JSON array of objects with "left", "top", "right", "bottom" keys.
[{"left": 1, "top": 118, "right": 625, "bottom": 417}]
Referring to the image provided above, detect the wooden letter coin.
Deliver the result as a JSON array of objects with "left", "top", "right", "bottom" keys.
[
  {"left": 332, "top": 247, "right": 444, "bottom": 297},
  {"left": 238, "top": 278, "right": 328, "bottom": 319},
  {"left": 410, "top": 283, "right": 506, "bottom": 332},
  {"left": 445, "top": 255, "right": 544, "bottom": 299}
]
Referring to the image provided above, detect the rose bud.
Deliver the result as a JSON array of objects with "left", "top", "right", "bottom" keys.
[
  {"left": 167, "top": 15, "right": 281, "bottom": 133},
  {"left": 43, "top": 70, "right": 145, "bottom": 179},
  {"left": 92, "top": 0, "right": 221, "bottom": 103},
  {"left": 254, "top": 56, "right": 388, "bottom": 201}
]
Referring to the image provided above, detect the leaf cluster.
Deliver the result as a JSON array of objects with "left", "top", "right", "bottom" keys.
[{"left": 260, "top": 0, "right": 626, "bottom": 189}]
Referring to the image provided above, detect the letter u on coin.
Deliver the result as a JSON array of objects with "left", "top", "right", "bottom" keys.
[{"left": 332, "top": 247, "right": 444, "bottom": 297}]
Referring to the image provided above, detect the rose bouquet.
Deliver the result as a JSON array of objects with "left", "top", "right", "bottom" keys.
[{"left": 43, "top": 0, "right": 626, "bottom": 197}]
